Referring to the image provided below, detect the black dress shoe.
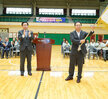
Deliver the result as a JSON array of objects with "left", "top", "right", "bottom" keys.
[
  {"left": 76, "top": 79, "right": 81, "bottom": 83},
  {"left": 104, "top": 59, "right": 106, "bottom": 61},
  {"left": 28, "top": 72, "right": 32, "bottom": 76},
  {"left": 21, "top": 72, "right": 24, "bottom": 76},
  {"left": 65, "top": 76, "right": 73, "bottom": 81}
]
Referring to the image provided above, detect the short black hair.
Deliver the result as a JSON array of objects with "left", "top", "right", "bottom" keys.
[
  {"left": 21, "top": 22, "right": 29, "bottom": 26},
  {"left": 74, "top": 21, "right": 82, "bottom": 26}
]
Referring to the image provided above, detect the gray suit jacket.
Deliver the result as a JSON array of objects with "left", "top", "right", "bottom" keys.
[
  {"left": 18, "top": 30, "right": 34, "bottom": 51},
  {"left": 70, "top": 30, "right": 94, "bottom": 56}
]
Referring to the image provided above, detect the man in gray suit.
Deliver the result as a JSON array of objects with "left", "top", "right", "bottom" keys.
[
  {"left": 18, "top": 22, "right": 34, "bottom": 76},
  {"left": 65, "top": 22, "right": 95, "bottom": 83}
]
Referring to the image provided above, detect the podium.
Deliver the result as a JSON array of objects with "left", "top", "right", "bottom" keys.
[{"left": 33, "top": 38, "right": 55, "bottom": 71}]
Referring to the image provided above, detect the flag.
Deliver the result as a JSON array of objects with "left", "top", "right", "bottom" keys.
[{"left": 97, "top": 5, "right": 108, "bottom": 25}]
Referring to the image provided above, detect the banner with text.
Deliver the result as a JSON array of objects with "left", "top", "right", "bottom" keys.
[{"left": 36, "top": 17, "right": 66, "bottom": 23}]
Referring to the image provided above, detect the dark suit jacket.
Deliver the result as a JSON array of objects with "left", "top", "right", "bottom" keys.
[
  {"left": 70, "top": 30, "right": 94, "bottom": 56},
  {"left": 18, "top": 30, "right": 34, "bottom": 51}
]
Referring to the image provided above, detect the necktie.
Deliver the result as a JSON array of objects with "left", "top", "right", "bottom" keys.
[{"left": 25, "top": 31, "right": 28, "bottom": 37}]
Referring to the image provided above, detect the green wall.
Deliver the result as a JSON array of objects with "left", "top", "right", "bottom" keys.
[
  {"left": 96, "top": 34, "right": 98, "bottom": 42},
  {"left": 104, "top": 35, "right": 108, "bottom": 40},
  {"left": 9, "top": 38, "right": 13, "bottom": 42},
  {"left": 38, "top": 33, "right": 71, "bottom": 45}
]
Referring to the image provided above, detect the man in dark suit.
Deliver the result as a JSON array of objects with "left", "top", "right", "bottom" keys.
[
  {"left": 18, "top": 22, "right": 34, "bottom": 76},
  {"left": 2, "top": 37, "right": 11, "bottom": 59},
  {"left": 65, "top": 22, "right": 95, "bottom": 83}
]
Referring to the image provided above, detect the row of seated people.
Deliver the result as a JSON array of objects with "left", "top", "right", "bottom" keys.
[
  {"left": 61, "top": 38, "right": 108, "bottom": 60},
  {"left": 86, "top": 39, "right": 108, "bottom": 61},
  {"left": 0, "top": 37, "right": 20, "bottom": 59},
  {"left": 0, "top": 37, "right": 36, "bottom": 59}
]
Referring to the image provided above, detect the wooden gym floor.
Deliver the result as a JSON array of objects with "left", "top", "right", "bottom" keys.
[{"left": 0, "top": 45, "right": 108, "bottom": 99}]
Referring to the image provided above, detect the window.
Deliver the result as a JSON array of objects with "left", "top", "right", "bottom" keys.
[
  {"left": 39, "top": 8, "right": 64, "bottom": 15},
  {"left": 72, "top": 9, "right": 96, "bottom": 16},
  {"left": 6, "top": 8, "right": 32, "bottom": 14}
]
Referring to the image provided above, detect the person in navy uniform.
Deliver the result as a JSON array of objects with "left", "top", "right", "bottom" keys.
[
  {"left": 0, "top": 37, "right": 4, "bottom": 58},
  {"left": 2, "top": 37, "right": 11, "bottom": 59}
]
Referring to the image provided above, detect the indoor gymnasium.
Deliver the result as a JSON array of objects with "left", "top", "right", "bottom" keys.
[{"left": 0, "top": 0, "right": 108, "bottom": 99}]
